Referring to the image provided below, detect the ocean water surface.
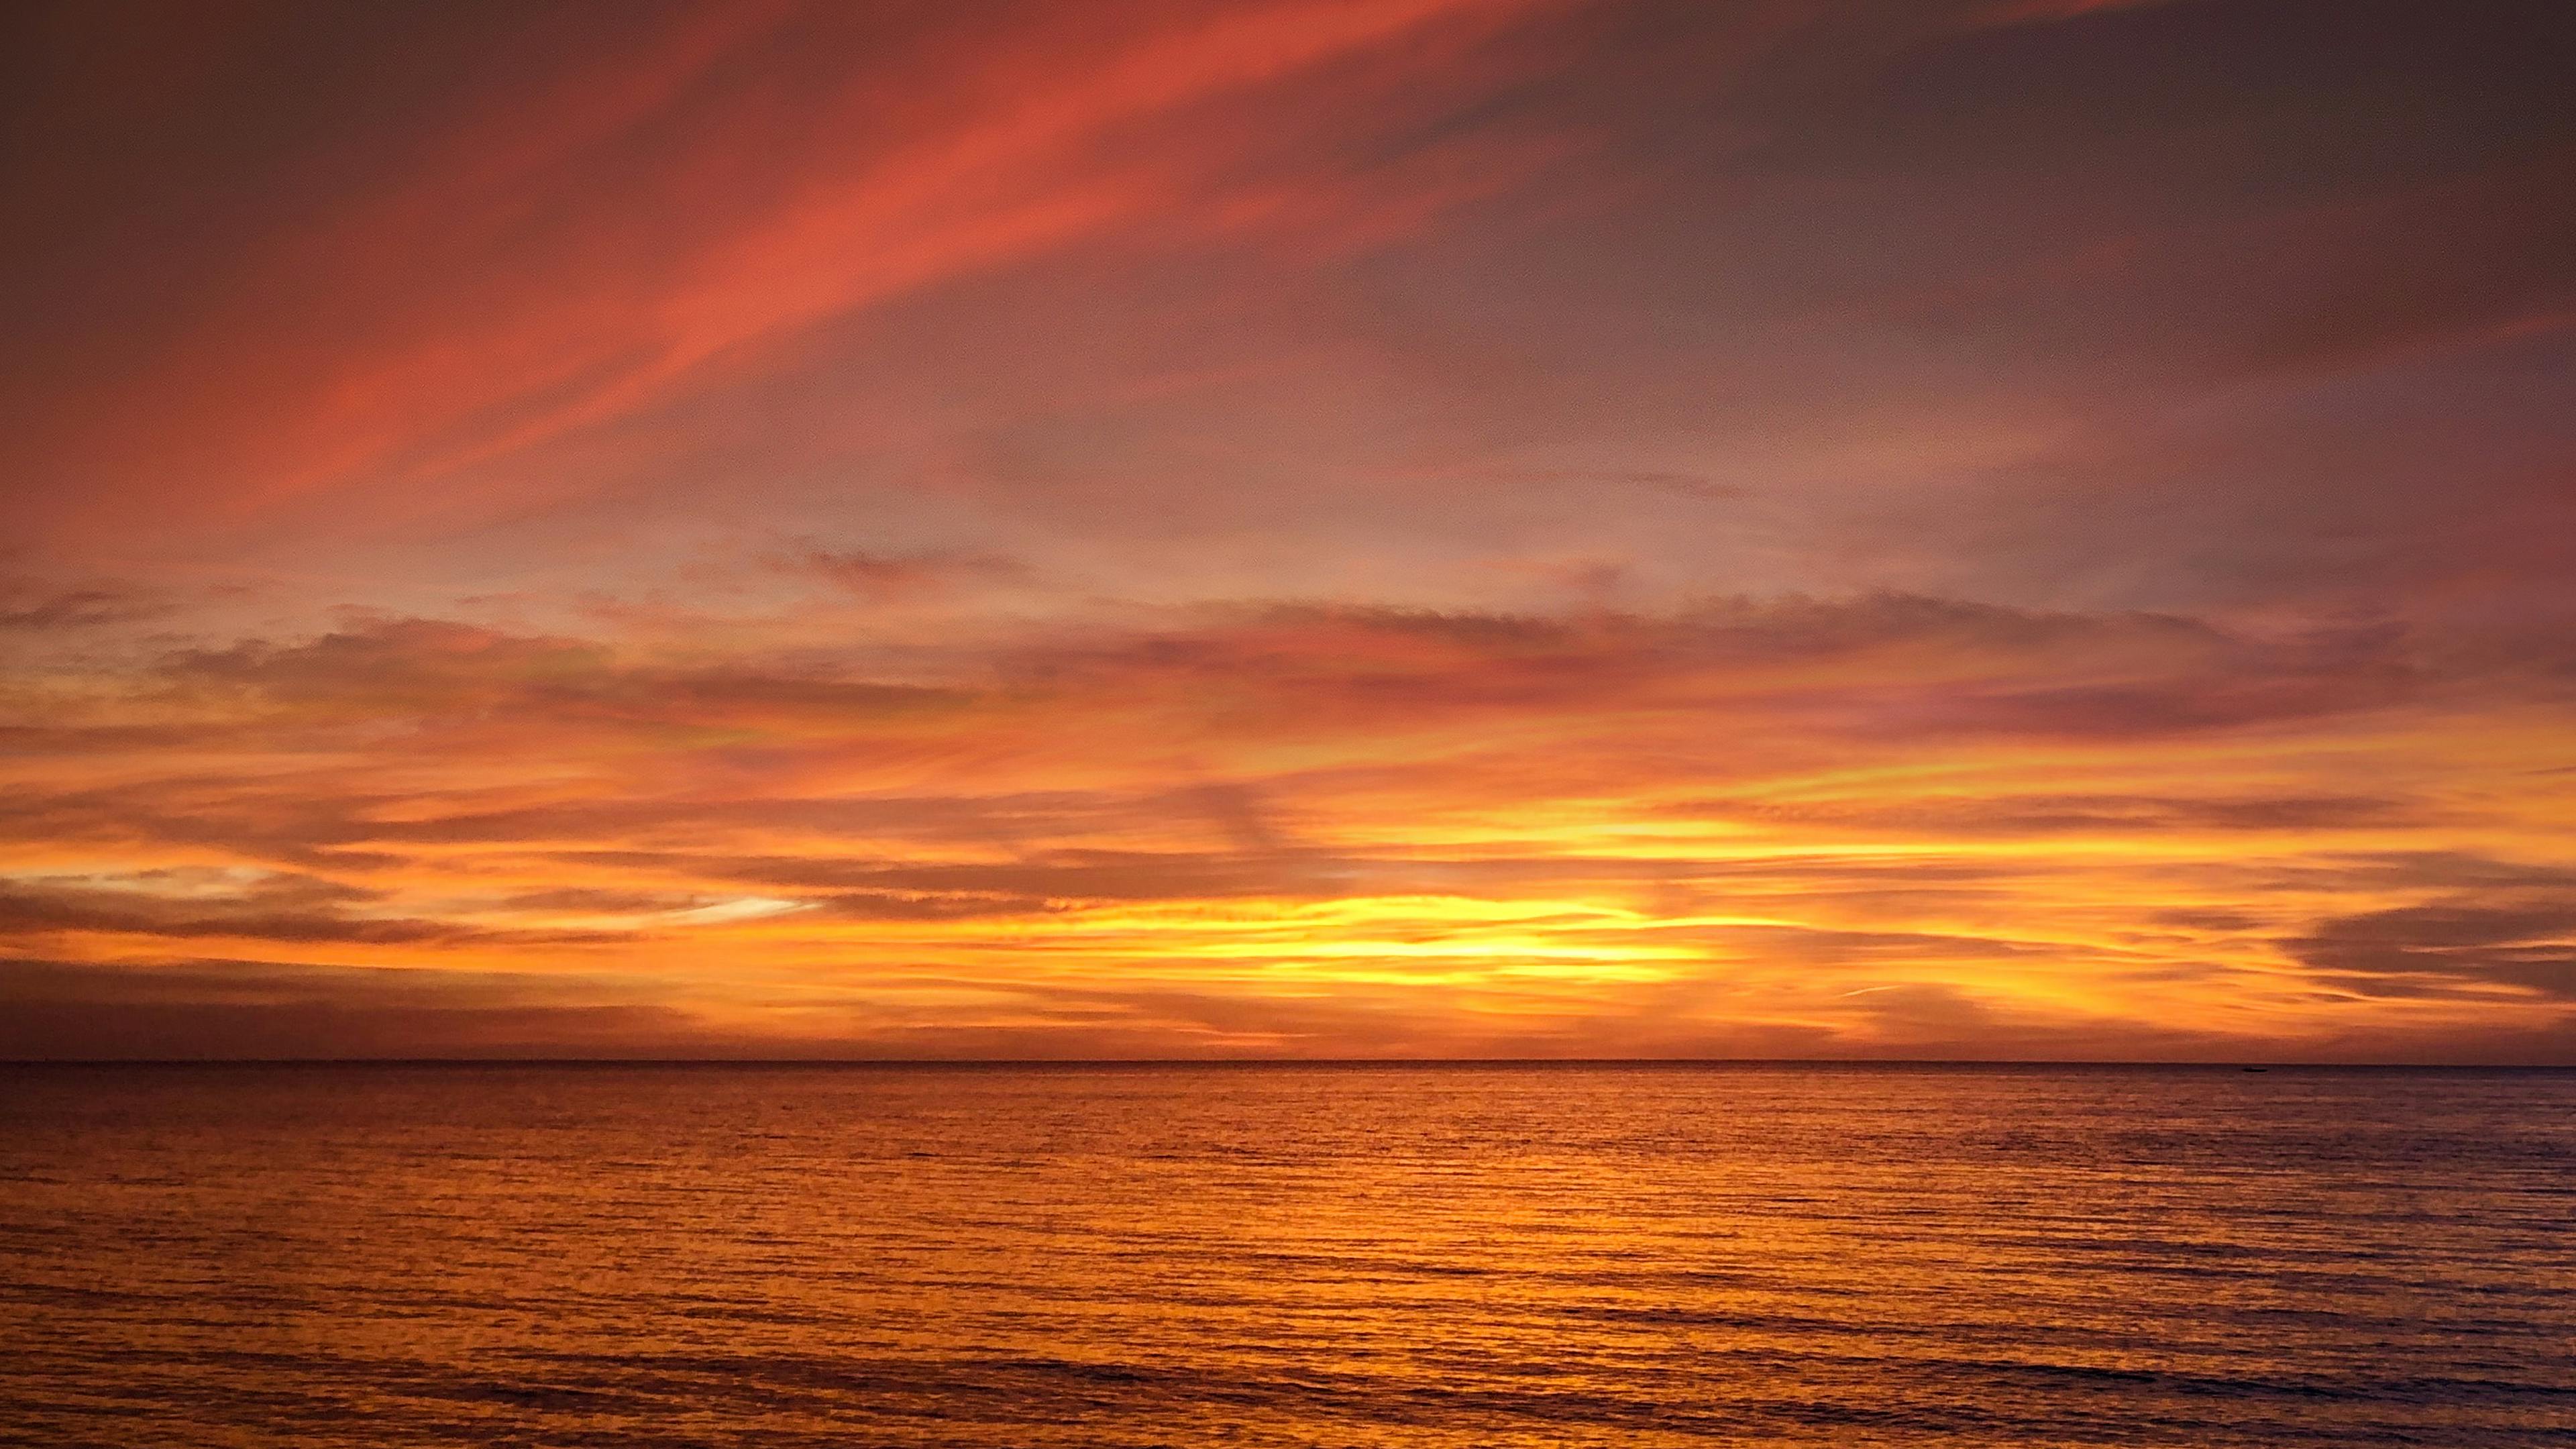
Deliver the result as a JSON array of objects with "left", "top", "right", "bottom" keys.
[{"left": 1, "top": 1063, "right": 2570, "bottom": 1447}]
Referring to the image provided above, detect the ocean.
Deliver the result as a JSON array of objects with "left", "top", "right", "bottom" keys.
[{"left": 2, "top": 1063, "right": 2570, "bottom": 1447}]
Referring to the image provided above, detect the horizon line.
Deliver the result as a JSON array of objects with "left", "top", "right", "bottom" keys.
[{"left": 8, "top": 1056, "right": 2573, "bottom": 1069}]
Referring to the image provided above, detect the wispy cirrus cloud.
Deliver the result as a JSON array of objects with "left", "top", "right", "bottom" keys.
[{"left": 5, "top": 0, "right": 1583, "bottom": 549}]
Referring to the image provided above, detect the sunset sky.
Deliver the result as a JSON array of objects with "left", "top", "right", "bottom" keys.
[{"left": 3, "top": 0, "right": 2571, "bottom": 1060}]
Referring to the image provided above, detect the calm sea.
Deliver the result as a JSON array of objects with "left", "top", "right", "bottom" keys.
[{"left": 2, "top": 1064, "right": 2571, "bottom": 1447}]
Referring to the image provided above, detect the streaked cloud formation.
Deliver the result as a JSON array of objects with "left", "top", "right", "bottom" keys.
[{"left": 3, "top": 0, "right": 2571, "bottom": 1058}]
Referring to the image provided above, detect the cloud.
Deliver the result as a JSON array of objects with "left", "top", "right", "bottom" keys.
[
  {"left": 0, "top": 957, "right": 730, "bottom": 1060},
  {"left": 1962, "top": 0, "right": 2179, "bottom": 28},
  {"left": 4, "top": 0, "right": 1581, "bottom": 545},
  {"left": 1, "top": 594, "right": 2454, "bottom": 785},
  {"left": 146, "top": 616, "right": 965, "bottom": 739},
  {"left": 1699, "top": 792, "right": 2430, "bottom": 838},
  {"left": 0, "top": 583, "right": 171, "bottom": 632},
  {"left": 0, "top": 594, "right": 2532, "bottom": 907},
  {"left": 993, "top": 595, "right": 2439, "bottom": 745},
  {"left": 788, "top": 546, "right": 1028, "bottom": 602},
  {"left": 2288, "top": 898, "right": 2576, "bottom": 1000},
  {"left": 0, "top": 873, "right": 621, "bottom": 950}
]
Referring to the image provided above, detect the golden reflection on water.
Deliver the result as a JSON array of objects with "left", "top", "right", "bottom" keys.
[{"left": 2, "top": 1064, "right": 2572, "bottom": 1446}]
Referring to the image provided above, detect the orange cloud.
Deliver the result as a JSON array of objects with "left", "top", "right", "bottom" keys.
[{"left": 4, "top": 595, "right": 2571, "bottom": 1058}]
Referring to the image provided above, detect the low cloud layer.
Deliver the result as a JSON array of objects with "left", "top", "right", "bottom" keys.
[{"left": 3, "top": 594, "right": 2569, "bottom": 1059}]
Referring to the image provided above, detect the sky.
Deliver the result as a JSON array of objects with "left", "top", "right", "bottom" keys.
[{"left": 2, "top": 0, "right": 2572, "bottom": 1061}]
